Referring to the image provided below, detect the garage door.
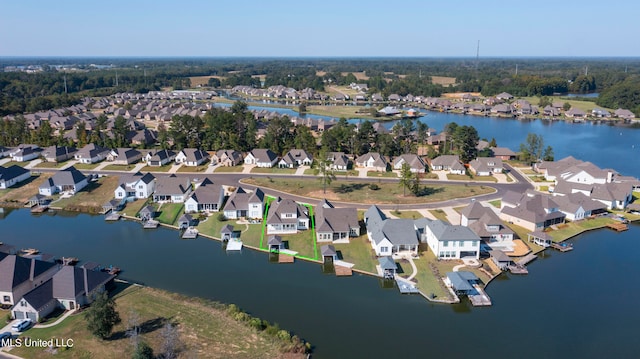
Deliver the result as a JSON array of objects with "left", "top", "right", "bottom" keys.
[
  {"left": 26, "top": 312, "right": 37, "bottom": 321},
  {"left": 13, "top": 311, "right": 24, "bottom": 319}
]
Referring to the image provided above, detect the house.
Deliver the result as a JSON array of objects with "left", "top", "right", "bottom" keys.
[
  {"left": 145, "top": 149, "right": 176, "bottom": 167},
  {"left": 378, "top": 106, "right": 400, "bottom": 116},
  {"left": 223, "top": 187, "right": 265, "bottom": 219},
  {"left": 74, "top": 144, "right": 109, "bottom": 164},
  {"left": 468, "top": 157, "right": 503, "bottom": 176},
  {"left": 393, "top": 154, "right": 427, "bottom": 173},
  {"left": 0, "top": 254, "right": 59, "bottom": 307},
  {"left": 552, "top": 192, "right": 607, "bottom": 220},
  {"left": 543, "top": 105, "right": 560, "bottom": 117},
  {"left": 423, "top": 220, "right": 481, "bottom": 260},
  {"left": 267, "top": 235, "right": 284, "bottom": 252},
  {"left": 153, "top": 175, "right": 192, "bottom": 203},
  {"left": 244, "top": 149, "right": 278, "bottom": 168},
  {"left": 114, "top": 172, "right": 155, "bottom": 200},
  {"left": 106, "top": 148, "right": 142, "bottom": 165},
  {"left": 430, "top": 155, "right": 465, "bottom": 174},
  {"left": 10, "top": 146, "right": 39, "bottom": 162},
  {"left": 327, "top": 152, "right": 350, "bottom": 171},
  {"left": 278, "top": 149, "right": 313, "bottom": 168},
  {"left": 355, "top": 152, "right": 388, "bottom": 172},
  {"left": 461, "top": 202, "right": 515, "bottom": 251},
  {"left": 315, "top": 199, "right": 360, "bottom": 243},
  {"left": 39, "top": 166, "right": 88, "bottom": 196},
  {"left": 490, "top": 147, "right": 517, "bottom": 160},
  {"left": 0, "top": 165, "right": 31, "bottom": 189},
  {"left": 614, "top": 108, "right": 635, "bottom": 121},
  {"left": 41, "top": 145, "right": 76, "bottom": 163},
  {"left": 592, "top": 108, "right": 611, "bottom": 118},
  {"left": 266, "top": 198, "right": 310, "bottom": 234},
  {"left": 184, "top": 177, "right": 225, "bottom": 213},
  {"left": 364, "top": 205, "right": 419, "bottom": 257},
  {"left": 495, "top": 92, "right": 513, "bottom": 101},
  {"left": 565, "top": 108, "right": 586, "bottom": 119},
  {"left": 0, "top": 146, "right": 10, "bottom": 158},
  {"left": 175, "top": 148, "right": 210, "bottom": 167},
  {"left": 500, "top": 191, "right": 565, "bottom": 231},
  {"left": 212, "top": 150, "right": 243, "bottom": 167}
]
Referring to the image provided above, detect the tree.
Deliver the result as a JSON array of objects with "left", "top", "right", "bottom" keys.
[
  {"left": 132, "top": 341, "right": 154, "bottom": 359},
  {"left": 159, "top": 322, "right": 181, "bottom": 359},
  {"left": 207, "top": 77, "right": 221, "bottom": 88},
  {"left": 298, "top": 102, "right": 307, "bottom": 114},
  {"left": 452, "top": 125, "right": 479, "bottom": 163},
  {"left": 543, "top": 145, "right": 554, "bottom": 161},
  {"left": 313, "top": 151, "right": 336, "bottom": 194},
  {"left": 85, "top": 291, "right": 120, "bottom": 339},
  {"left": 112, "top": 115, "right": 129, "bottom": 147},
  {"left": 538, "top": 96, "right": 552, "bottom": 108},
  {"left": 489, "top": 137, "right": 497, "bottom": 148},
  {"left": 563, "top": 102, "right": 571, "bottom": 111},
  {"left": 520, "top": 133, "right": 545, "bottom": 163},
  {"left": 399, "top": 163, "right": 413, "bottom": 197}
]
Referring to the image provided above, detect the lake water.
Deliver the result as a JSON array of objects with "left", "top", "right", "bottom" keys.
[{"left": 1, "top": 211, "right": 639, "bottom": 358}]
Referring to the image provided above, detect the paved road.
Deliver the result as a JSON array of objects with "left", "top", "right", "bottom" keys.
[{"left": 33, "top": 163, "right": 533, "bottom": 211}]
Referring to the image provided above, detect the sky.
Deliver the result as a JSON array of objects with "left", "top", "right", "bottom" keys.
[{"left": 1, "top": 0, "right": 639, "bottom": 57}]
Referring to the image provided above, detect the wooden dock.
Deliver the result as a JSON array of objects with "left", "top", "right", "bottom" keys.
[
  {"left": 30, "top": 205, "right": 48, "bottom": 213},
  {"left": 516, "top": 253, "right": 538, "bottom": 266},
  {"left": 469, "top": 285, "right": 492, "bottom": 306},
  {"left": 607, "top": 223, "right": 628, "bottom": 232},
  {"left": 278, "top": 254, "right": 295, "bottom": 263},
  {"left": 335, "top": 265, "right": 353, "bottom": 276},
  {"left": 551, "top": 242, "right": 574, "bottom": 252},
  {"left": 105, "top": 212, "right": 121, "bottom": 221},
  {"left": 507, "top": 264, "right": 528, "bottom": 275},
  {"left": 143, "top": 220, "right": 159, "bottom": 229},
  {"left": 181, "top": 227, "right": 198, "bottom": 239}
]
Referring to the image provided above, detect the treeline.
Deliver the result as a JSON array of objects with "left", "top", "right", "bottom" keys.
[{"left": 596, "top": 76, "right": 640, "bottom": 114}]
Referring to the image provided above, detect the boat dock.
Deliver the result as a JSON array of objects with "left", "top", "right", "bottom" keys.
[
  {"left": 516, "top": 253, "right": 538, "bottom": 266},
  {"left": 226, "top": 239, "right": 243, "bottom": 251},
  {"left": 469, "top": 285, "right": 492, "bottom": 306},
  {"left": 143, "top": 220, "right": 159, "bottom": 229},
  {"left": 105, "top": 212, "right": 121, "bottom": 221},
  {"left": 396, "top": 279, "right": 420, "bottom": 294},
  {"left": 551, "top": 242, "right": 574, "bottom": 252},
  {"left": 61, "top": 257, "right": 78, "bottom": 266},
  {"left": 30, "top": 205, "right": 49, "bottom": 213},
  {"left": 607, "top": 223, "right": 628, "bottom": 232},
  {"left": 181, "top": 227, "right": 198, "bottom": 239},
  {"left": 278, "top": 254, "right": 295, "bottom": 263},
  {"left": 333, "top": 260, "right": 354, "bottom": 277},
  {"left": 507, "top": 264, "right": 528, "bottom": 274}
]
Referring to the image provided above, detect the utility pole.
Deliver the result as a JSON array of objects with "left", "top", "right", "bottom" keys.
[
  {"left": 515, "top": 64, "right": 518, "bottom": 76},
  {"left": 63, "top": 74, "right": 68, "bottom": 94},
  {"left": 475, "top": 40, "right": 480, "bottom": 71},
  {"left": 115, "top": 70, "right": 119, "bottom": 87},
  {"left": 585, "top": 66, "right": 588, "bottom": 76}
]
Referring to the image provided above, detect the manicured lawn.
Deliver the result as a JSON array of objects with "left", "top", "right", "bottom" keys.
[
  {"left": 251, "top": 167, "right": 297, "bottom": 174},
  {"left": 519, "top": 168, "right": 537, "bottom": 175},
  {"left": 155, "top": 203, "right": 184, "bottom": 225},
  {"left": 447, "top": 174, "right": 497, "bottom": 182},
  {"left": 0, "top": 174, "right": 49, "bottom": 203},
  {"left": 196, "top": 214, "right": 263, "bottom": 248},
  {"left": 53, "top": 176, "right": 120, "bottom": 213},
  {"left": 489, "top": 200, "right": 501, "bottom": 208},
  {"left": 73, "top": 162, "right": 101, "bottom": 170},
  {"left": 428, "top": 209, "right": 449, "bottom": 223},
  {"left": 176, "top": 163, "right": 210, "bottom": 173},
  {"left": 306, "top": 105, "right": 378, "bottom": 120},
  {"left": 548, "top": 216, "right": 615, "bottom": 242},
  {"left": 35, "top": 161, "right": 68, "bottom": 169},
  {"left": 332, "top": 235, "right": 377, "bottom": 274},
  {"left": 243, "top": 178, "right": 495, "bottom": 205},
  {"left": 521, "top": 96, "right": 614, "bottom": 113},
  {"left": 121, "top": 199, "right": 150, "bottom": 218},
  {"left": 410, "top": 250, "right": 452, "bottom": 300},
  {"left": 102, "top": 164, "right": 137, "bottom": 171},
  {"left": 214, "top": 166, "right": 244, "bottom": 173},
  {"left": 389, "top": 210, "right": 423, "bottom": 219},
  {"left": 367, "top": 171, "right": 397, "bottom": 178},
  {"left": 505, "top": 223, "right": 545, "bottom": 253},
  {"left": 1, "top": 160, "right": 32, "bottom": 168},
  {"left": 539, "top": 185, "right": 549, "bottom": 192},
  {"left": 10, "top": 285, "right": 294, "bottom": 359},
  {"left": 305, "top": 169, "right": 358, "bottom": 177},
  {"left": 280, "top": 230, "right": 317, "bottom": 260},
  {"left": 529, "top": 175, "right": 547, "bottom": 182},
  {"left": 139, "top": 165, "right": 172, "bottom": 172}
]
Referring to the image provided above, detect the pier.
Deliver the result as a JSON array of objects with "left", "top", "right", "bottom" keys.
[
  {"left": 143, "top": 220, "right": 159, "bottom": 229},
  {"left": 551, "top": 242, "right": 574, "bottom": 252},
  {"left": 468, "top": 285, "right": 492, "bottom": 306},
  {"left": 30, "top": 205, "right": 49, "bottom": 213},
  {"left": 181, "top": 227, "right": 198, "bottom": 239},
  {"left": 105, "top": 212, "right": 121, "bottom": 221},
  {"left": 606, "top": 223, "right": 628, "bottom": 232}
]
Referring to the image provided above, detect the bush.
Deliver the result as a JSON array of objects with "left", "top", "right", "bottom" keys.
[
  {"left": 217, "top": 213, "right": 227, "bottom": 222},
  {"left": 369, "top": 183, "right": 380, "bottom": 190}
]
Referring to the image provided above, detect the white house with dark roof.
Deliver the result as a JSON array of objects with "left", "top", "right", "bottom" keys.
[
  {"left": 114, "top": 172, "right": 155, "bottom": 199},
  {"left": 153, "top": 175, "right": 192, "bottom": 203},
  {"left": 244, "top": 149, "right": 278, "bottom": 168},
  {"left": 145, "top": 149, "right": 176, "bottom": 166},
  {"left": 10, "top": 146, "right": 39, "bottom": 162},
  {"left": 430, "top": 155, "right": 465, "bottom": 174},
  {"left": 266, "top": 198, "right": 310, "bottom": 234},
  {"left": 175, "top": 148, "right": 210, "bottom": 166},
  {"left": 185, "top": 177, "right": 225, "bottom": 213},
  {"left": 327, "top": 152, "right": 350, "bottom": 171},
  {"left": 0, "top": 165, "right": 31, "bottom": 189},
  {"left": 552, "top": 192, "right": 607, "bottom": 220},
  {"left": 355, "top": 152, "right": 388, "bottom": 172},
  {"left": 364, "top": 205, "right": 419, "bottom": 256},
  {"left": 39, "top": 166, "right": 88, "bottom": 196},
  {"left": 106, "top": 148, "right": 142, "bottom": 165},
  {"left": 74, "top": 143, "right": 110, "bottom": 164},
  {"left": 500, "top": 191, "right": 565, "bottom": 231},
  {"left": 393, "top": 154, "right": 426, "bottom": 173},
  {"left": 423, "top": 220, "right": 481, "bottom": 260},
  {"left": 469, "top": 157, "right": 503, "bottom": 176},
  {"left": 223, "top": 187, "right": 265, "bottom": 219},
  {"left": 0, "top": 254, "right": 59, "bottom": 307},
  {"left": 315, "top": 199, "right": 360, "bottom": 243}
]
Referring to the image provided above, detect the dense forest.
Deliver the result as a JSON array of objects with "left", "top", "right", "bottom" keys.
[{"left": 1, "top": 57, "right": 639, "bottom": 116}]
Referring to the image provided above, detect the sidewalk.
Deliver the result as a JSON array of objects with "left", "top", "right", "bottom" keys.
[
  {"left": 24, "top": 159, "right": 41, "bottom": 169},
  {"left": 34, "top": 309, "right": 77, "bottom": 329},
  {"left": 441, "top": 207, "right": 461, "bottom": 225}
]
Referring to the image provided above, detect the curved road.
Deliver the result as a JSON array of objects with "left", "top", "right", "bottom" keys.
[{"left": 35, "top": 163, "right": 531, "bottom": 210}]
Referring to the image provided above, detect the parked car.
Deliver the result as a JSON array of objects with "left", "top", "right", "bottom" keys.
[
  {"left": 0, "top": 331, "right": 11, "bottom": 345},
  {"left": 11, "top": 319, "right": 32, "bottom": 332}
]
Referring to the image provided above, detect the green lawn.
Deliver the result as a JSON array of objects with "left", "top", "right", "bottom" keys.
[
  {"left": 389, "top": 210, "right": 423, "bottom": 219},
  {"left": 2, "top": 160, "right": 32, "bottom": 168},
  {"left": 73, "top": 162, "right": 101, "bottom": 170},
  {"left": 121, "top": 199, "right": 150, "bottom": 218},
  {"left": 428, "top": 209, "right": 449, "bottom": 223},
  {"left": 214, "top": 166, "right": 244, "bottom": 173},
  {"left": 519, "top": 168, "right": 537, "bottom": 175},
  {"left": 251, "top": 167, "right": 297, "bottom": 174},
  {"left": 489, "top": 200, "right": 501, "bottom": 208},
  {"left": 102, "top": 164, "right": 137, "bottom": 171},
  {"left": 9, "top": 285, "right": 297, "bottom": 359},
  {"left": 367, "top": 171, "right": 398, "bottom": 178},
  {"left": 53, "top": 176, "right": 120, "bottom": 213},
  {"left": 331, "top": 235, "right": 377, "bottom": 274},
  {"left": 448, "top": 174, "right": 497, "bottom": 182},
  {"left": 196, "top": 214, "right": 263, "bottom": 248},
  {"left": 243, "top": 178, "right": 495, "bottom": 205},
  {"left": 155, "top": 203, "right": 184, "bottom": 225},
  {"left": 280, "top": 230, "right": 317, "bottom": 260},
  {"left": 548, "top": 217, "right": 616, "bottom": 242},
  {"left": 521, "top": 96, "right": 614, "bottom": 114},
  {"left": 529, "top": 175, "right": 547, "bottom": 182},
  {"left": 410, "top": 250, "right": 452, "bottom": 300},
  {"left": 35, "top": 161, "right": 68, "bottom": 169},
  {"left": 176, "top": 163, "right": 210, "bottom": 173},
  {"left": 139, "top": 165, "right": 172, "bottom": 172}
]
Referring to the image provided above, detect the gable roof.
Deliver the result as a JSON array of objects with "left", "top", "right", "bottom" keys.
[
  {"left": 42, "top": 166, "right": 87, "bottom": 188},
  {"left": 315, "top": 204, "right": 359, "bottom": 233},
  {"left": 0, "top": 165, "right": 29, "bottom": 183},
  {"left": 393, "top": 154, "right": 426, "bottom": 170},
  {"left": 0, "top": 255, "right": 57, "bottom": 291},
  {"left": 154, "top": 175, "right": 191, "bottom": 196},
  {"left": 179, "top": 148, "right": 210, "bottom": 162},
  {"left": 427, "top": 221, "right": 481, "bottom": 241},
  {"left": 52, "top": 265, "right": 114, "bottom": 299},
  {"left": 224, "top": 187, "right": 264, "bottom": 211},
  {"left": 267, "top": 198, "right": 308, "bottom": 224},
  {"left": 250, "top": 149, "right": 278, "bottom": 163}
]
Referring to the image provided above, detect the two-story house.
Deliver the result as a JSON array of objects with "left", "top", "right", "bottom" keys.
[{"left": 266, "top": 198, "right": 310, "bottom": 234}]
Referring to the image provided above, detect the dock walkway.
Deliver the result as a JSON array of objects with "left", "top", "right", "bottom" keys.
[
  {"left": 551, "top": 242, "right": 573, "bottom": 252},
  {"left": 469, "top": 285, "right": 492, "bottom": 306}
]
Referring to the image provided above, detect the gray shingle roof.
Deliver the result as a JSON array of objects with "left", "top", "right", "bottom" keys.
[{"left": 0, "top": 255, "right": 57, "bottom": 291}]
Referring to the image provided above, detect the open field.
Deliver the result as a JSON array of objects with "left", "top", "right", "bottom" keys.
[
  {"left": 243, "top": 178, "right": 494, "bottom": 205},
  {"left": 53, "top": 176, "right": 120, "bottom": 213},
  {"left": 431, "top": 76, "right": 457, "bottom": 86},
  {"left": 521, "top": 96, "right": 615, "bottom": 114},
  {"left": 305, "top": 105, "right": 378, "bottom": 119},
  {"left": 9, "top": 284, "right": 303, "bottom": 359},
  {"left": 188, "top": 75, "right": 226, "bottom": 87},
  {"left": 0, "top": 174, "right": 50, "bottom": 204}
]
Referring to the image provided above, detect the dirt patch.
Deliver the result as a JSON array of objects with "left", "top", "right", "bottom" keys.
[
  {"left": 431, "top": 76, "right": 458, "bottom": 86},
  {"left": 442, "top": 92, "right": 481, "bottom": 98},
  {"left": 189, "top": 75, "right": 226, "bottom": 87},
  {"left": 340, "top": 71, "right": 369, "bottom": 80},
  {"left": 306, "top": 190, "right": 340, "bottom": 201}
]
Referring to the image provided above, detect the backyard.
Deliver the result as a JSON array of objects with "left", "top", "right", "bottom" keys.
[{"left": 53, "top": 176, "right": 120, "bottom": 213}]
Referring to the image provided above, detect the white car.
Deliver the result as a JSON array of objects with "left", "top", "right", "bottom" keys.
[{"left": 11, "top": 319, "right": 32, "bottom": 332}]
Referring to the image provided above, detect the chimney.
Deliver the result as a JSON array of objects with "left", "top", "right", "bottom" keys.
[
  {"left": 83, "top": 267, "right": 89, "bottom": 296},
  {"left": 29, "top": 258, "right": 35, "bottom": 282}
]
